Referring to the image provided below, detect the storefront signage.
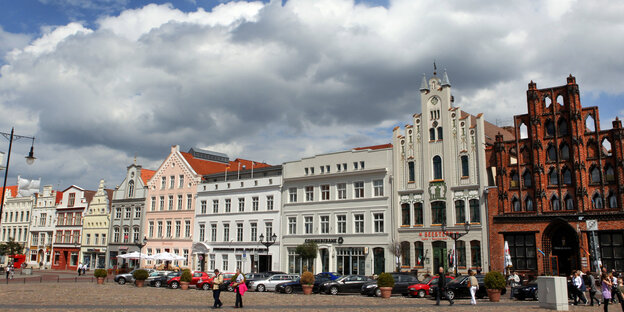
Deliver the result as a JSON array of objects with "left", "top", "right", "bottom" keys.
[
  {"left": 304, "top": 237, "right": 344, "bottom": 244},
  {"left": 418, "top": 231, "right": 452, "bottom": 241}
]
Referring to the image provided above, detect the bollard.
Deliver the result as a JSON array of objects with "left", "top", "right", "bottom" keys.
[{"left": 75, "top": 277, "right": 77, "bottom": 283}]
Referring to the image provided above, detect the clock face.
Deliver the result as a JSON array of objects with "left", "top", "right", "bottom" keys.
[{"left": 430, "top": 97, "right": 438, "bottom": 105}]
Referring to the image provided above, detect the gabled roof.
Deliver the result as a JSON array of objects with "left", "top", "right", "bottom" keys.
[
  {"left": 55, "top": 191, "right": 63, "bottom": 204},
  {"left": 61, "top": 185, "right": 85, "bottom": 193},
  {"left": 229, "top": 158, "right": 271, "bottom": 171},
  {"left": 181, "top": 152, "right": 230, "bottom": 175},
  {"left": 0, "top": 185, "right": 18, "bottom": 198},
  {"left": 353, "top": 143, "right": 393, "bottom": 151},
  {"left": 84, "top": 190, "right": 96, "bottom": 204},
  {"left": 140, "top": 169, "right": 156, "bottom": 185}
]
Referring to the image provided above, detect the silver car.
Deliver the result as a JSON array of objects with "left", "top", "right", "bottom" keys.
[{"left": 249, "top": 274, "right": 298, "bottom": 292}]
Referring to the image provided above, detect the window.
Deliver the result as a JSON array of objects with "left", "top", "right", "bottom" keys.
[
  {"left": 166, "top": 221, "right": 172, "bottom": 237},
  {"left": 115, "top": 208, "right": 122, "bottom": 219},
  {"left": 148, "top": 222, "right": 154, "bottom": 238},
  {"left": 460, "top": 156, "right": 469, "bottom": 177},
  {"left": 237, "top": 223, "right": 243, "bottom": 241},
  {"left": 170, "top": 175, "right": 175, "bottom": 188},
  {"left": 200, "top": 201, "right": 207, "bottom": 214},
  {"left": 320, "top": 216, "right": 329, "bottom": 234},
  {"left": 592, "top": 193, "right": 604, "bottom": 209},
  {"left": 225, "top": 199, "right": 231, "bottom": 212},
  {"left": 151, "top": 197, "right": 156, "bottom": 211},
  {"left": 373, "top": 213, "right": 384, "bottom": 233},
  {"left": 457, "top": 240, "right": 466, "bottom": 267},
  {"left": 304, "top": 216, "right": 313, "bottom": 234},
  {"left": 127, "top": 180, "right": 135, "bottom": 198},
  {"left": 135, "top": 207, "right": 141, "bottom": 218},
  {"left": 545, "top": 119, "right": 555, "bottom": 137},
  {"left": 179, "top": 175, "right": 184, "bottom": 188},
  {"left": 432, "top": 156, "right": 442, "bottom": 180},
  {"left": 337, "top": 215, "right": 346, "bottom": 234},
  {"left": 131, "top": 228, "right": 137, "bottom": 242},
  {"left": 401, "top": 241, "right": 410, "bottom": 267},
  {"left": 504, "top": 234, "right": 536, "bottom": 270},
  {"left": 159, "top": 196, "right": 164, "bottom": 211},
  {"left": 125, "top": 207, "right": 131, "bottom": 219},
  {"left": 68, "top": 193, "right": 75, "bottom": 207},
  {"left": 187, "top": 194, "right": 192, "bottom": 210},
  {"left": 305, "top": 186, "right": 314, "bottom": 201},
  {"left": 373, "top": 180, "right": 384, "bottom": 196},
  {"left": 608, "top": 191, "right": 618, "bottom": 209},
  {"left": 599, "top": 232, "right": 624, "bottom": 271},
  {"left": 401, "top": 203, "right": 410, "bottom": 226},
  {"left": 525, "top": 196, "right": 534, "bottom": 211},
  {"left": 429, "top": 128, "right": 436, "bottom": 141},
  {"left": 337, "top": 183, "right": 346, "bottom": 199},
  {"left": 236, "top": 255, "right": 242, "bottom": 270},
  {"left": 470, "top": 240, "right": 482, "bottom": 267},
  {"left": 222, "top": 255, "right": 229, "bottom": 271},
  {"left": 183, "top": 249, "right": 189, "bottom": 266},
  {"left": 510, "top": 171, "right": 519, "bottom": 188},
  {"left": 213, "top": 200, "right": 219, "bottom": 213},
  {"left": 562, "top": 168, "right": 572, "bottom": 185},
  {"left": 288, "top": 217, "right": 297, "bottom": 235},
  {"left": 414, "top": 242, "right": 424, "bottom": 266},
  {"left": 267, "top": 196, "right": 273, "bottom": 210},
  {"left": 223, "top": 223, "right": 230, "bottom": 241},
  {"left": 354, "top": 214, "right": 364, "bottom": 233},
  {"left": 175, "top": 220, "right": 181, "bottom": 237},
  {"left": 252, "top": 197, "right": 259, "bottom": 211},
  {"left": 437, "top": 127, "right": 443, "bottom": 140},
  {"left": 175, "top": 195, "right": 181, "bottom": 210},
  {"left": 431, "top": 201, "right": 445, "bottom": 224},
  {"left": 549, "top": 168, "right": 559, "bottom": 185},
  {"left": 250, "top": 223, "right": 257, "bottom": 241},
  {"left": 354, "top": 181, "right": 364, "bottom": 198},
  {"left": 353, "top": 162, "right": 358, "bottom": 170},
  {"left": 289, "top": 188, "right": 297, "bottom": 203},
  {"left": 166, "top": 195, "right": 173, "bottom": 210},
  {"left": 85, "top": 234, "right": 90, "bottom": 245},
  {"left": 551, "top": 195, "right": 561, "bottom": 210},
  {"left": 184, "top": 220, "right": 190, "bottom": 237},
  {"left": 321, "top": 185, "right": 330, "bottom": 200},
  {"left": 590, "top": 167, "right": 601, "bottom": 184},
  {"left": 560, "top": 143, "right": 570, "bottom": 160},
  {"left": 75, "top": 214, "right": 81, "bottom": 225},
  {"left": 265, "top": 222, "right": 273, "bottom": 238},
  {"left": 211, "top": 224, "right": 217, "bottom": 242},
  {"left": 523, "top": 170, "right": 532, "bottom": 187},
  {"left": 606, "top": 165, "right": 616, "bottom": 182},
  {"left": 455, "top": 200, "right": 466, "bottom": 224},
  {"left": 408, "top": 162, "right": 415, "bottom": 182},
  {"left": 209, "top": 254, "right": 215, "bottom": 271},
  {"left": 469, "top": 199, "right": 480, "bottom": 223},
  {"left": 157, "top": 221, "right": 163, "bottom": 237},
  {"left": 122, "top": 227, "right": 129, "bottom": 242},
  {"left": 238, "top": 198, "right": 245, "bottom": 212},
  {"left": 414, "top": 203, "right": 423, "bottom": 225},
  {"left": 161, "top": 177, "right": 166, "bottom": 189},
  {"left": 547, "top": 144, "right": 557, "bottom": 162}
]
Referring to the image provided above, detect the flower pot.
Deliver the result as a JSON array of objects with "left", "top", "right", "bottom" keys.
[
  {"left": 97, "top": 277, "right": 105, "bottom": 285},
  {"left": 379, "top": 287, "right": 393, "bottom": 299},
  {"left": 135, "top": 280, "right": 145, "bottom": 287},
  {"left": 180, "top": 281, "right": 190, "bottom": 290},
  {"left": 487, "top": 289, "right": 501, "bottom": 302},
  {"left": 302, "top": 284, "right": 313, "bottom": 295}
]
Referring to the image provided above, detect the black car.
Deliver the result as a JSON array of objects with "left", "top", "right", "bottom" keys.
[
  {"left": 319, "top": 275, "right": 373, "bottom": 295},
  {"left": 361, "top": 273, "right": 419, "bottom": 297},
  {"left": 149, "top": 271, "right": 181, "bottom": 287},
  {"left": 513, "top": 283, "right": 538, "bottom": 301},
  {"left": 275, "top": 274, "right": 335, "bottom": 294},
  {"left": 429, "top": 275, "right": 506, "bottom": 300}
]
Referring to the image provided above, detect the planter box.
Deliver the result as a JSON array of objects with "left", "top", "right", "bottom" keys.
[{"left": 537, "top": 276, "right": 568, "bottom": 311}]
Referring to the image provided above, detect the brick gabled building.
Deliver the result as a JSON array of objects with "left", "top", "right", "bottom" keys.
[{"left": 489, "top": 75, "right": 624, "bottom": 277}]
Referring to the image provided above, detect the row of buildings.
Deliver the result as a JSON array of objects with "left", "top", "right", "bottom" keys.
[{"left": 1, "top": 73, "right": 622, "bottom": 278}]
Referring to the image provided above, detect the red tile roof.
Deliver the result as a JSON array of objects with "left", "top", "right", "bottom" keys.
[
  {"left": 229, "top": 158, "right": 271, "bottom": 171},
  {"left": 55, "top": 191, "right": 63, "bottom": 204},
  {"left": 84, "top": 190, "right": 96, "bottom": 204},
  {"left": 180, "top": 153, "right": 271, "bottom": 176},
  {"left": 0, "top": 185, "right": 18, "bottom": 198},
  {"left": 140, "top": 169, "right": 156, "bottom": 185},
  {"left": 353, "top": 143, "right": 393, "bottom": 150}
]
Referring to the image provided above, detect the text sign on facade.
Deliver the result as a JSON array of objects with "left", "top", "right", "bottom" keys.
[{"left": 418, "top": 231, "right": 451, "bottom": 241}]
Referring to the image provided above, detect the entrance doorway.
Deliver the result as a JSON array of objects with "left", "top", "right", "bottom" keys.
[
  {"left": 258, "top": 254, "right": 272, "bottom": 272},
  {"left": 543, "top": 220, "right": 579, "bottom": 276},
  {"left": 373, "top": 247, "right": 385, "bottom": 274},
  {"left": 432, "top": 241, "right": 447, "bottom": 272},
  {"left": 320, "top": 249, "right": 329, "bottom": 273}
]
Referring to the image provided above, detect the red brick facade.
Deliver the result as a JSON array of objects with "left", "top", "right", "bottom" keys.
[{"left": 489, "top": 75, "right": 624, "bottom": 277}]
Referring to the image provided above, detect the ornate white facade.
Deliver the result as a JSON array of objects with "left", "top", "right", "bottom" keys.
[{"left": 28, "top": 185, "right": 59, "bottom": 268}]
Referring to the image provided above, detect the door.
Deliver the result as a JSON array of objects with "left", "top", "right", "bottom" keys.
[
  {"left": 432, "top": 241, "right": 447, "bottom": 272},
  {"left": 320, "top": 249, "right": 329, "bottom": 273},
  {"left": 258, "top": 255, "right": 272, "bottom": 272},
  {"left": 373, "top": 248, "right": 385, "bottom": 275}
]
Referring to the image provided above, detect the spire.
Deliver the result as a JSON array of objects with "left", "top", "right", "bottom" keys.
[
  {"left": 433, "top": 61, "right": 437, "bottom": 76},
  {"left": 441, "top": 69, "right": 451, "bottom": 87},
  {"left": 419, "top": 74, "right": 429, "bottom": 92}
]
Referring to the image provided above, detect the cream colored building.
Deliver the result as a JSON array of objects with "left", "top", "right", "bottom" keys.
[{"left": 80, "top": 180, "right": 112, "bottom": 269}]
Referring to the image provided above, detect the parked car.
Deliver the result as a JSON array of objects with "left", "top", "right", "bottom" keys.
[
  {"left": 407, "top": 275, "right": 454, "bottom": 298},
  {"left": 315, "top": 272, "right": 340, "bottom": 281},
  {"left": 429, "top": 275, "right": 506, "bottom": 300},
  {"left": 168, "top": 271, "right": 210, "bottom": 289},
  {"left": 114, "top": 269, "right": 154, "bottom": 285},
  {"left": 244, "top": 273, "right": 272, "bottom": 288},
  {"left": 249, "top": 274, "right": 299, "bottom": 292},
  {"left": 275, "top": 273, "right": 332, "bottom": 294},
  {"left": 149, "top": 271, "right": 181, "bottom": 287},
  {"left": 319, "top": 275, "right": 373, "bottom": 295},
  {"left": 514, "top": 283, "right": 538, "bottom": 301},
  {"left": 361, "top": 273, "right": 419, "bottom": 297},
  {"left": 196, "top": 272, "right": 234, "bottom": 291}
]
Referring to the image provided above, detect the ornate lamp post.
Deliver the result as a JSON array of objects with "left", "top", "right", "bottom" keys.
[
  {"left": 134, "top": 237, "right": 148, "bottom": 269},
  {"left": 258, "top": 233, "right": 277, "bottom": 272},
  {"left": 0, "top": 128, "right": 36, "bottom": 223},
  {"left": 441, "top": 219, "right": 471, "bottom": 277}
]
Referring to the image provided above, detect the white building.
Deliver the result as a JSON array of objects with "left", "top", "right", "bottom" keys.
[
  {"left": 28, "top": 185, "right": 61, "bottom": 268},
  {"left": 281, "top": 145, "right": 394, "bottom": 276},
  {"left": 392, "top": 70, "right": 495, "bottom": 276},
  {"left": 0, "top": 177, "right": 38, "bottom": 265},
  {"left": 194, "top": 165, "right": 282, "bottom": 273}
]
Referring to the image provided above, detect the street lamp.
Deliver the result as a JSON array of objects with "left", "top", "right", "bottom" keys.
[
  {"left": 441, "top": 219, "right": 471, "bottom": 277},
  {"left": 258, "top": 233, "right": 277, "bottom": 272},
  {"left": 0, "top": 128, "right": 36, "bottom": 223},
  {"left": 134, "top": 237, "right": 148, "bottom": 269}
]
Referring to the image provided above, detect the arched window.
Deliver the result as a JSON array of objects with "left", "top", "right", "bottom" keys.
[
  {"left": 431, "top": 201, "right": 446, "bottom": 224},
  {"left": 523, "top": 170, "right": 532, "bottom": 187},
  {"left": 545, "top": 119, "right": 555, "bottom": 137},
  {"left": 460, "top": 155, "right": 469, "bottom": 177},
  {"left": 545, "top": 96, "right": 552, "bottom": 108},
  {"left": 558, "top": 119, "right": 568, "bottom": 136},
  {"left": 408, "top": 161, "right": 415, "bottom": 182},
  {"left": 592, "top": 193, "right": 604, "bottom": 209},
  {"left": 547, "top": 144, "right": 557, "bottom": 162},
  {"left": 602, "top": 138, "right": 612, "bottom": 156},
  {"left": 519, "top": 122, "right": 528, "bottom": 139},
  {"left": 560, "top": 143, "right": 570, "bottom": 160},
  {"left": 429, "top": 128, "right": 436, "bottom": 141},
  {"left": 432, "top": 156, "right": 442, "bottom": 180},
  {"left": 562, "top": 167, "right": 572, "bottom": 185},
  {"left": 586, "top": 114, "right": 596, "bottom": 132},
  {"left": 605, "top": 165, "right": 615, "bottom": 182},
  {"left": 510, "top": 171, "right": 519, "bottom": 188},
  {"left": 128, "top": 180, "right": 135, "bottom": 198},
  {"left": 608, "top": 192, "right": 618, "bottom": 209},
  {"left": 557, "top": 95, "right": 564, "bottom": 107},
  {"left": 548, "top": 168, "right": 559, "bottom": 185},
  {"left": 590, "top": 166, "right": 601, "bottom": 184},
  {"left": 550, "top": 195, "right": 561, "bottom": 210},
  {"left": 414, "top": 242, "right": 424, "bottom": 266},
  {"left": 587, "top": 140, "right": 598, "bottom": 159},
  {"left": 520, "top": 146, "right": 531, "bottom": 164},
  {"left": 437, "top": 127, "right": 443, "bottom": 140},
  {"left": 509, "top": 147, "right": 517, "bottom": 165},
  {"left": 455, "top": 200, "right": 466, "bottom": 224},
  {"left": 525, "top": 196, "right": 534, "bottom": 211},
  {"left": 401, "top": 203, "right": 410, "bottom": 226},
  {"left": 564, "top": 194, "right": 574, "bottom": 210},
  {"left": 400, "top": 241, "right": 411, "bottom": 267},
  {"left": 512, "top": 197, "right": 521, "bottom": 212}
]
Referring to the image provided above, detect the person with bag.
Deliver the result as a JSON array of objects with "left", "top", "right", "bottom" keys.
[
  {"left": 603, "top": 272, "right": 613, "bottom": 312},
  {"left": 231, "top": 268, "right": 247, "bottom": 308},
  {"left": 468, "top": 270, "right": 479, "bottom": 305},
  {"left": 212, "top": 269, "right": 224, "bottom": 309}
]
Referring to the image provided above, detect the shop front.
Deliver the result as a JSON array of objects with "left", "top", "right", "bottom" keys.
[
  {"left": 82, "top": 248, "right": 106, "bottom": 269},
  {"left": 51, "top": 247, "right": 80, "bottom": 271}
]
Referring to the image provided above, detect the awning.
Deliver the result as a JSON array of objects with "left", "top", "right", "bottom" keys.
[{"left": 192, "top": 242, "right": 210, "bottom": 254}]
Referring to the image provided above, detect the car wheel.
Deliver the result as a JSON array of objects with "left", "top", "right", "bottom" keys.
[
  {"left": 202, "top": 283, "right": 210, "bottom": 291},
  {"left": 284, "top": 286, "right": 293, "bottom": 294},
  {"left": 118, "top": 277, "right": 126, "bottom": 285},
  {"left": 330, "top": 286, "right": 339, "bottom": 295},
  {"left": 257, "top": 284, "right": 265, "bottom": 292},
  {"left": 446, "top": 290, "right": 455, "bottom": 300},
  {"left": 154, "top": 281, "right": 162, "bottom": 288},
  {"left": 375, "top": 288, "right": 381, "bottom": 297},
  {"left": 171, "top": 281, "right": 179, "bottom": 289},
  {"left": 418, "top": 290, "right": 426, "bottom": 298}
]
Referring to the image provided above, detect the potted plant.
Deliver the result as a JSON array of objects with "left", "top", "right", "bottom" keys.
[
  {"left": 180, "top": 269, "right": 192, "bottom": 290},
  {"left": 132, "top": 269, "right": 149, "bottom": 287},
  {"left": 295, "top": 242, "right": 318, "bottom": 273},
  {"left": 484, "top": 271, "right": 506, "bottom": 302},
  {"left": 94, "top": 268, "right": 107, "bottom": 285},
  {"left": 377, "top": 272, "right": 395, "bottom": 299},
  {"left": 300, "top": 271, "right": 315, "bottom": 295}
]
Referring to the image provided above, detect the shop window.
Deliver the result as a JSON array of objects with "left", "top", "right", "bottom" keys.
[
  {"left": 456, "top": 241, "right": 466, "bottom": 267},
  {"left": 470, "top": 240, "right": 482, "bottom": 268},
  {"left": 400, "top": 241, "right": 411, "bottom": 267},
  {"left": 414, "top": 242, "right": 424, "bottom": 267},
  {"left": 504, "top": 233, "right": 537, "bottom": 270},
  {"left": 599, "top": 232, "right": 624, "bottom": 271}
]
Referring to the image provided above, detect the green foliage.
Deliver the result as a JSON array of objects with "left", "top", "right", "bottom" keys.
[
  {"left": 132, "top": 269, "right": 149, "bottom": 281},
  {"left": 295, "top": 242, "right": 318, "bottom": 260},
  {"left": 377, "top": 272, "right": 395, "bottom": 288},
  {"left": 300, "top": 271, "right": 315, "bottom": 285},
  {"left": 484, "top": 271, "right": 506, "bottom": 290},
  {"left": 180, "top": 269, "right": 192, "bottom": 283},
  {"left": 94, "top": 269, "right": 107, "bottom": 278},
  {"left": 0, "top": 238, "right": 24, "bottom": 256}
]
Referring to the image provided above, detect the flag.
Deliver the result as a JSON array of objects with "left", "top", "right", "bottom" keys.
[
  {"left": 225, "top": 165, "right": 231, "bottom": 181},
  {"left": 417, "top": 255, "right": 422, "bottom": 265},
  {"left": 237, "top": 162, "right": 241, "bottom": 180},
  {"left": 251, "top": 161, "right": 255, "bottom": 179},
  {"left": 504, "top": 241, "right": 513, "bottom": 274}
]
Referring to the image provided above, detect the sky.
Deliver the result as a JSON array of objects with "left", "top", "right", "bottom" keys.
[{"left": 0, "top": 0, "right": 623, "bottom": 191}]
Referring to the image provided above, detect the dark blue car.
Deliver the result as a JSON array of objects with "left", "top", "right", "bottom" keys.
[{"left": 275, "top": 273, "right": 339, "bottom": 294}]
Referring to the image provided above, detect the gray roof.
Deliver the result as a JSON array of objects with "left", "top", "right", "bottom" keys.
[{"left": 419, "top": 74, "right": 429, "bottom": 91}]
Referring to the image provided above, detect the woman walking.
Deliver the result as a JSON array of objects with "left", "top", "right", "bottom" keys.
[
  {"left": 212, "top": 269, "right": 224, "bottom": 309},
  {"left": 232, "top": 268, "right": 247, "bottom": 308},
  {"left": 468, "top": 270, "right": 479, "bottom": 305},
  {"left": 603, "top": 272, "right": 613, "bottom": 312}
]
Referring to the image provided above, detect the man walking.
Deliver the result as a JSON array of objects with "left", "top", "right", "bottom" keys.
[
  {"left": 436, "top": 267, "right": 453, "bottom": 306},
  {"left": 212, "top": 269, "right": 224, "bottom": 309},
  {"left": 587, "top": 271, "right": 601, "bottom": 306}
]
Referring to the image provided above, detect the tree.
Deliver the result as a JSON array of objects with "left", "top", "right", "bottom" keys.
[
  {"left": 295, "top": 241, "right": 318, "bottom": 272},
  {"left": 0, "top": 238, "right": 24, "bottom": 257},
  {"left": 388, "top": 240, "right": 404, "bottom": 272}
]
